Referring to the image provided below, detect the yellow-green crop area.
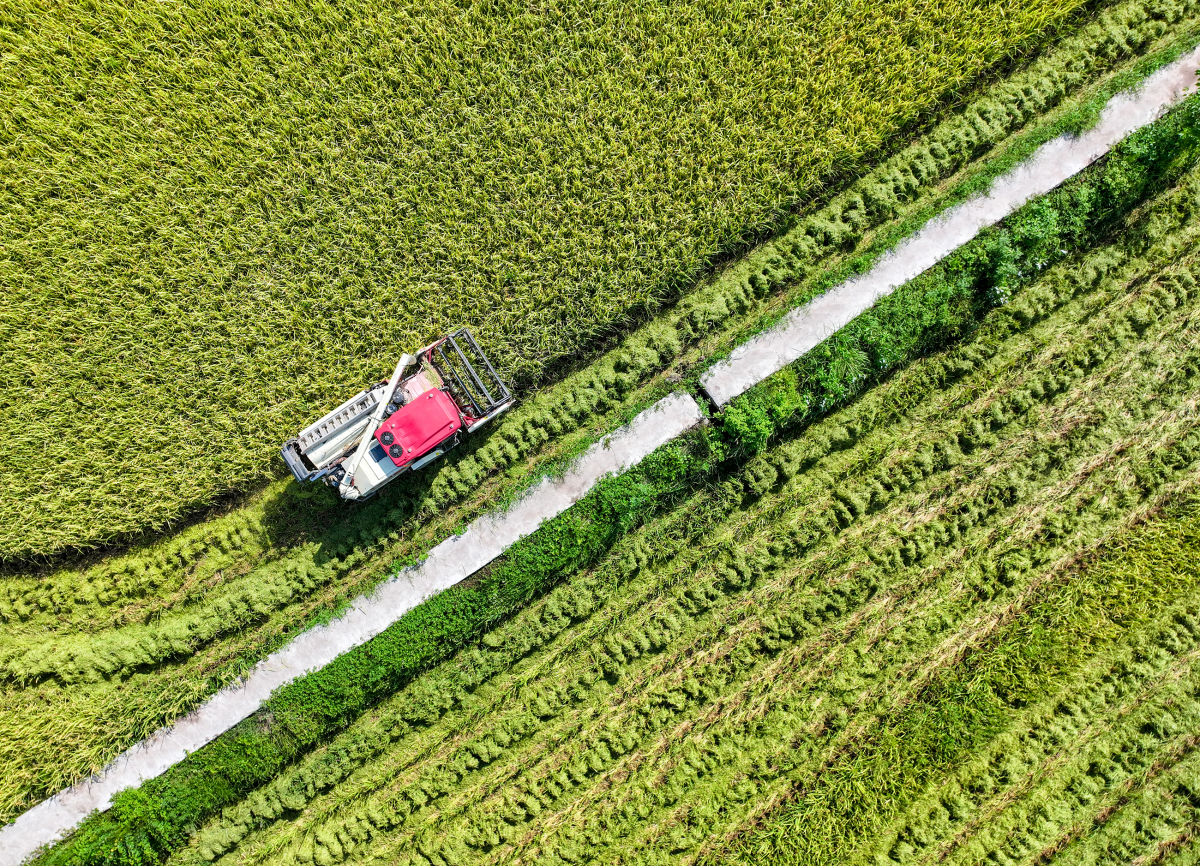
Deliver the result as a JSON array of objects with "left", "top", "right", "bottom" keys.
[
  {"left": 8, "top": 0, "right": 1200, "bottom": 863},
  {"left": 0, "top": 0, "right": 1090, "bottom": 558},
  {"left": 162, "top": 122, "right": 1200, "bottom": 866},
  {"left": 7, "top": 0, "right": 1198, "bottom": 832}
]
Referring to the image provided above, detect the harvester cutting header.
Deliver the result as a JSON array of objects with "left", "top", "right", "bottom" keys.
[{"left": 282, "top": 329, "right": 514, "bottom": 500}]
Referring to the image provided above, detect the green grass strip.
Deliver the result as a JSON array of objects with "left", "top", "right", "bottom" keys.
[
  {"left": 721, "top": 93, "right": 1200, "bottom": 451},
  {"left": 723, "top": 482, "right": 1200, "bottom": 866},
  {"left": 35, "top": 90, "right": 1200, "bottom": 866},
  {"left": 34, "top": 448, "right": 712, "bottom": 866}
]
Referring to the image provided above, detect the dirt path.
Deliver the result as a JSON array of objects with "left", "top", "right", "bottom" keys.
[
  {"left": 700, "top": 44, "right": 1200, "bottom": 406},
  {"left": 5, "top": 42, "right": 1200, "bottom": 866}
]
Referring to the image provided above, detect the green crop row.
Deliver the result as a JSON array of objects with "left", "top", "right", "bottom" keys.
[
  {"left": 172, "top": 207, "right": 1200, "bottom": 865},
  {"left": 7, "top": 5, "right": 1193, "bottom": 824},
  {"left": 852, "top": 612, "right": 1200, "bottom": 865},
  {"left": 735, "top": 491, "right": 1200, "bottom": 866},
  {"left": 0, "top": 0, "right": 1098, "bottom": 559},
  {"left": 0, "top": 0, "right": 1187, "bottom": 673},
  {"left": 37, "top": 103, "right": 1200, "bottom": 863},
  {"left": 253, "top": 130, "right": 1200, "bottom": 858},
  {"left": 737, "top": 570, "right": 1200, "bottom": 866},
  {"left": 942, "top": 658, "right": 1200, "bottom": 865},
  {"left": 421, "top": 0, "right": 1200, "bottom": 495},
  {"left": 721, "top": 90, "right": 1200, "bottom": 452},
  {"left": 33, "top": 439, "right": 723, "bottom": 865},
  {"left": 8, "top": 1, "right": 1200, "bottom": 835},
  {"left": 1051, "top": 745, "right": 1200, "bottom": 865},
  {"left": 507, "top": 278, "right": 1200, "bottom": 866},
  {"left": 471, "top": 259, "right": 1200, "bottom": 864}
]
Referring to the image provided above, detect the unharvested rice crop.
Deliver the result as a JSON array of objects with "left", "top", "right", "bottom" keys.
[
  {"left": 37, "top": 93, "right": 1200, "bottom": 864},
  {"left": 0, "top": 0, "right": 1095, "bottom": 558},
  {"left": 6, "top": 2, "right": 1200, "bottom": 833}
]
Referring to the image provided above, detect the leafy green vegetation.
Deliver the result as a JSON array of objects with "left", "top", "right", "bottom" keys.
[
  {"left": 725, "top": 87, "right": 1200, "bottom": 452},
  {"left": 31, "top": 85, "right": 1200, "bottom": 866},
  {"left": 0, "top": 0, "right": 1098, "bottom": 559},
  {"left": 7, "top": 0, "right": 1193, "bottom": 827}
]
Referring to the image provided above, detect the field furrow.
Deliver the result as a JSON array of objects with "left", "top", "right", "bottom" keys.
[
  {"left": 162, "top": 156, "right": 1200, "bottom": 866},
  {"left": 10, "top": 0, "right": 1200, "bottom": 862},
  {"left": 853, "top": 613, "right": 1200, "bottom": 866}
]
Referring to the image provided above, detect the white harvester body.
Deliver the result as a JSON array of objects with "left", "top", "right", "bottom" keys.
[{"left": 281, "top": 329, "right": 514, "bottom": 500}]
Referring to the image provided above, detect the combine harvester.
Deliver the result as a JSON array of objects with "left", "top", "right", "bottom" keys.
[{"left": 282, "top": 328, "right": 514, "bottom": 500}]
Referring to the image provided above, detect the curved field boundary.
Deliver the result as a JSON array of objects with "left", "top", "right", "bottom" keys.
[
  {"left": 6, "top": 8, "right": 1195, "bottom": 824},
  {"left": 701, "top": 43, "right": 1200, "bottom": 405},
  {"left": 0, "top": 395, "right": 702, "bottom": 866},
  {"left": 5, "top": 36, "right": 1200, "bottom": 866}
]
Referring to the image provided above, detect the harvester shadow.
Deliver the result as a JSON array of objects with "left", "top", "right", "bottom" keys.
[{"left": 260, "top": 430, "right": 496, "bottom": 571}]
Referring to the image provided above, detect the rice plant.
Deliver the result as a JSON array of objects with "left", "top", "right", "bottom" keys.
[{"left": 0, "top": 0, "right": 1094, "bottom": 558}]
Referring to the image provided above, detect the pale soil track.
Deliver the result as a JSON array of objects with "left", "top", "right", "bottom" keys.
[
  {"left": 701, "top": 43, "right": 1200, "bottom": 406},
  {"left": 5, "top": 40, "right": 1200, "bottom": 866}
]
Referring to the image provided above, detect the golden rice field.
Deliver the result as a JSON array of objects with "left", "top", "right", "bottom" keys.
[
  {"left": 8, "top": 0, "right": 1190, "bottom": 826},
  {"left": 0, "top": 0, "right": 1088, "bottom": 559},
  {"left": 9, "top": 1, "right": 1200, "bottom": 864}
]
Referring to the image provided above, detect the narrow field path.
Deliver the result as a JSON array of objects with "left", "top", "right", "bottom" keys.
[
  {"left": 701, "top": 43, "right": 1200, "bottom": 406},
  {"left": 5, "top": 43, "right": 1200, "bottom": 866},
  {"left": 0, "top": 395, "right": 702, "bottom": 866}
]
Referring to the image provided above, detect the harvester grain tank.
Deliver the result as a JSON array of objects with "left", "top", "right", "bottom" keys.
[{"left": 281, "top": 329, "right": 514, "bottom": 500}]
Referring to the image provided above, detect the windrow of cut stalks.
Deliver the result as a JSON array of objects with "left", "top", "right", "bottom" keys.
[
  {"left": 849, "top": 627, "right": 1200, "bottom": 866},
  {"left": 1, "top": 0, "right": 1100, "bottom": 558},
  {"left": 5, "top": 0, "right": 1198, "bottom": 825},
  {"left": 725, "top": 504, "right": 1200, "bottom": 866},
  {"left": 129, "top": 136, "right": 1200, "bottom": 866},
  {"left": 24, "top": 70, "right": 1200, "bottom": 866},
  {"left": 13, "top": 0, "right": 1198, "bottom": 640}
]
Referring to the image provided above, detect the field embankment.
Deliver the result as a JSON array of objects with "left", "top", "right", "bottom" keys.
[
  {"left": 27, "top": 66, "right": 1200, "bottom": 866},
  {"left": 140, "top": 116, "right": 1200, "bottom": 865},
  {"left": 0, "top": 0, "right": 1098, "bottom": 558},
  {"left": 4, "top": 0, "right": 1199, "bottom": 835}
]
